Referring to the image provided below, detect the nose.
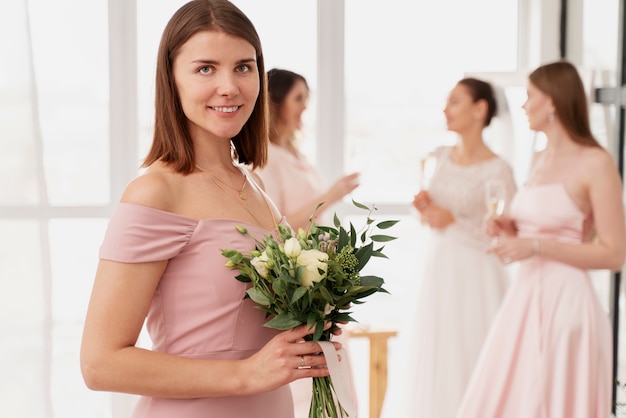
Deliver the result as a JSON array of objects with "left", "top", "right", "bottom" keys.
[{"left": 216, "top": 72, "right": 239, "bottom": 97}]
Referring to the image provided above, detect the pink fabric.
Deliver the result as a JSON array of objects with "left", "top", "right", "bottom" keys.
[
  {"left": 456, "top": 184, "right": 612, "bottom": 418},
  {"left": 99, "top": 203, "right": 294, "bottom": 418},
  {"left": 257, "top": 143, "right": 329, "bottom": 225}
]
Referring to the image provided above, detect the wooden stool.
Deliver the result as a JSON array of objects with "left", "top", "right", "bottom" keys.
[{"left": 348, "top": 329, "right": 397, "bottom": 418}]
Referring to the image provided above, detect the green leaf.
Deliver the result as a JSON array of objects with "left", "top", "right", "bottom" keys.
[
  {"left": 351, "top": 199, "right": 370, "bottom": 210},
  {"left": 371, "top": 250, "right": 389, "bottom": 259},
  {"left": 338, "top": 226, "right": 349, "bottom": 250},
  {"left": 291, "top": 286, "right": 308, "bottom": 303},
  {"left": 235, "top": 274, "right": 252, "bottom": 283},
  {"left": 317, "top": 225, "right": 338, "bottom": 235},
  {"left": 246, "top": 288, "right": 271, "bottom": 305},
  {"left": 332, "top": 312, "right": 355, "bottom": 323},
  {"left": 350, "top": 222, "right": 357, "bottom": 247},
  {"left": 279, "top": 269, "right": 300, "bottom": 285},
  {"left": 264, "top": 314, "right": 302, "bottom": 330},
  {"left": 370, "top": 234, "right": 397, "bottom": 242},
  {"left": 333, "top": 212, "right": 340, "bottom": 228},
  {"left": 272, "top": 278, "right": 286, "bottom": 294},
  {"left": 348, "top": 287, "right": 379, "bottom": 299},
  {"left": 355, "top": 242, "right": 373, "bottom": 271},
  {"left": 319, "top": 285, "right": 334, "bottom": 302},
  {"left": 360, "top": 275, "right": 385, "bottom": 287},
  {"left": 313, "top": 321, "right": 325, "bottom": 342},
  {"left": 221, "top": 249, "right": 241, "bottom": 258},
  {"left": 376, "top": 220, "right": 400, "bottom": 229}
]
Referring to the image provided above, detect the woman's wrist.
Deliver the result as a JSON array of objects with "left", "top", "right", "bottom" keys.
[{"left": 532, "top": 238, "right": 540, "bottom": 256}]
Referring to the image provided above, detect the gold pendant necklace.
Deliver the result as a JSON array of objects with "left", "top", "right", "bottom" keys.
[
  {"left": 195, "top": 165, "right": 248, "bottom": 200},
  {"left": 196, "top": 164, "right": 278, "bottom": 230}
]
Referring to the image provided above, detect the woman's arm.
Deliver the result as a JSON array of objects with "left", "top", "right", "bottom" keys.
[
  {"left": 80, "top": 259, "right": 336, "bottom": 398},
  {"left": 285, "top": 172, "right": 360, "bottom": 231}
]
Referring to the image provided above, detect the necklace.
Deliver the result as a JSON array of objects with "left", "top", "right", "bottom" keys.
[
  {"left": 195, "top": 165, "right": 248, "bottom": 200},
  {"left": 195, "top": 164, "right": 279, "bottom": 230}
]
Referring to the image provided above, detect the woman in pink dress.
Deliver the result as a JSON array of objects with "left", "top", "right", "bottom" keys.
[
  {"left": 257, "top": 68, "right": 360, "bottom": 417},
  {"left": 79, "top": 2, "right": 341, "bottom": 417},
  {"left": 257, "top": 68, "right": 360, "bottom": 231},
  {"left": 456, "top": 60, "right": 626, "bottom": 418}
]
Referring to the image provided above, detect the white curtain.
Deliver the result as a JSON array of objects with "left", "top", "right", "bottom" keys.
[
  {"left": 0, "top": 1, "right": 135, "bottom": 416},
  {"left": 1, "top": 2, "right": 52, "bottom": 417}
]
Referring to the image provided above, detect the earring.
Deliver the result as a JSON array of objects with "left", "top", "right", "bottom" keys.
[{"left": 548, "top": 113, "right": 554, "bottom": 123}]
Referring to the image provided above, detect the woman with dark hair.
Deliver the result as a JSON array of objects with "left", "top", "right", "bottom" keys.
[
  {"left": 79, "top": 2, "right": 340, "bottom": 417},
  {"left": 385, "top": 77, "right": 516, "bottom": 418},
  {"left": 457, "top": 61, "right": 626, "bottom": 418},
  {"left": 257, "top": 67, "right": 359, "bottom": 417},
  {"left": 257, "top": 68, "right": 360, "bottom": 231}
]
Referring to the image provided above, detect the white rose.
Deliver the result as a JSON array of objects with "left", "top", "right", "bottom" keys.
[
  {"left": 324, "top": 303, "right": 335, "bottom": 316},
  {"left": 297, "top": 249, "right": 329, "bottom": 287},
  {"left": 283, "top": 237, "right": 302, "bottom": 258},
  {"left": 251, "top": 252, "right": 270, "bottom": 279}
]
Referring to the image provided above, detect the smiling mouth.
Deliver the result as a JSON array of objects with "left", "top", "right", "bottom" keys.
[{"left": 210, "top": 105, "right": 240, "bottom": 113}]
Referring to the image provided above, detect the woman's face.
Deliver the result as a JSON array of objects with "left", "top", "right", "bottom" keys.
[
  {"left": 522, "top": 82, "right": 554, "bottom": 132},
  {"left": 443, "top": 83, "right": 481, "bottom": 134},
  {"left": 279, "top": 79, "right": 309, "bottom": 134},
  {"left": 173, "top": 30, "right": 260, "bottom": 141}
]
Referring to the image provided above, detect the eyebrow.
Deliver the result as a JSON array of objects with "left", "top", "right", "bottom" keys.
[{"left": 191, "top": 57, "right": 257, "bottom": 65}]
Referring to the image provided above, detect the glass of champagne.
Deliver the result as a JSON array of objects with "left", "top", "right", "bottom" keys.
[
  {"left": 485, "top": 179, "right": 506, "bottom": 244},
  {"left": 485, "top": 179, "right": 506, "bottom": 218},
  {"left": 420, "top": 153, "right": 437, "bottom": 190}
]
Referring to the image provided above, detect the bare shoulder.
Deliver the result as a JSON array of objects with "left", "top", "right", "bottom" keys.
[
  {"left": 583, "top": 146, "right": 618, "bottom": 173},
  {"left": 120, "top": 164, "right": 180, "bottom": 211}
]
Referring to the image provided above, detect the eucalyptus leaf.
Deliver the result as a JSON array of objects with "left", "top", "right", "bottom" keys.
[
  {"left": 264, "top": 314, "right": 302, "bottom": 330},
  {"left": 351, "top": 199, "right": 370, "bottom": 210},
  {"left": 376, "top": 220, "right": 400, "bottom": 229},
  {"left": 370, "top": 234, "right": 397, "bottom": 242},
  {"left": 360, "top": 275, "right": 385, "bottom": 287}
]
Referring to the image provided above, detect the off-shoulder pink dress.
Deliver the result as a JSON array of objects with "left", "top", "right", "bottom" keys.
[
  {"left": 99, "top": 202, "right": 294, "bottom": 418},
  {"left": 456, "top": 184, "right": 612, "bottom": 418}
]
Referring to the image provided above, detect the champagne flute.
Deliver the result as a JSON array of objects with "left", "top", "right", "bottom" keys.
[
  {"left": 412, "top": 153, "right": 437, "bottom": 218},
  {"left": 420, "top": 153, "right": 437, "bottom": 190},
  {"left": 485, "top": 179, "right": 506, "bottom": 245}
]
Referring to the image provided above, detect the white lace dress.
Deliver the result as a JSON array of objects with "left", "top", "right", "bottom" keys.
[{"left": 383, "top": 146, "right": 517, "bottom": 418}]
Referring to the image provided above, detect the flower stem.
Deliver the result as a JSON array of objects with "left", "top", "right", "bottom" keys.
[{"left": 308, "top": 375, "right": 348, "bottom": 418}]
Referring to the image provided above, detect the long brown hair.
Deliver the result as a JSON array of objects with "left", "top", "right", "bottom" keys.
[
  {"left": 143, "top": 0, "right": 269, "bottom": 173},
  {"left": 528, "top": 60, "right": 600, "bottom": 147}
]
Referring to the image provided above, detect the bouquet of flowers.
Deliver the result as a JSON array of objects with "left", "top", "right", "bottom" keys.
[{"left": 221, "top": 200, "right": 398, "bottom": 418}]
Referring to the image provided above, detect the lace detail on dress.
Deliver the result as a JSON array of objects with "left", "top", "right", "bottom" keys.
[{"left": 428, "top": 146, "right": 517, "bottom": 246}]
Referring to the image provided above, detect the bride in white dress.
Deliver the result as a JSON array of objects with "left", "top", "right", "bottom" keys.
[{"left": 382, "top": 78, "right": 517, "bottom": 418}]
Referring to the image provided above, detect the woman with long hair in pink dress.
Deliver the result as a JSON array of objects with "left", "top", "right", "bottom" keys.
[{"left": 457, "top": 60, "right": 626, "bottom": 418}]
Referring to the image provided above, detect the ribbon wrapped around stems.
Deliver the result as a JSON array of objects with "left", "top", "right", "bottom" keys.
[{"left": 315, "top": 341, "right": 358, "bottom": 417}]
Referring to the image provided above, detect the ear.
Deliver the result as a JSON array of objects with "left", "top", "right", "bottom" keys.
[{"left": 474, "top": 99, "right": 488, "bottom": 121}]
